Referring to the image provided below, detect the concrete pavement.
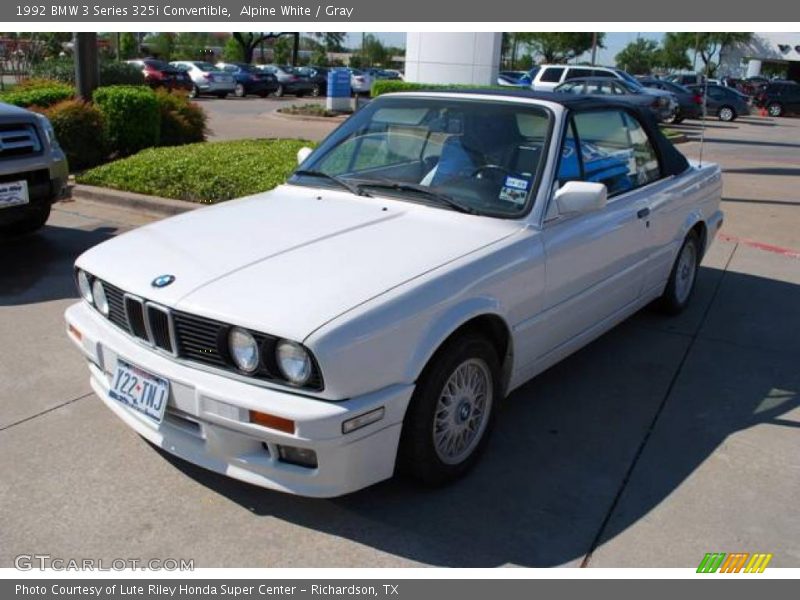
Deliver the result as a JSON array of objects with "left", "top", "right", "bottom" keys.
[{"left": 0, "top": 115, "right": 797, "bottom": 568}]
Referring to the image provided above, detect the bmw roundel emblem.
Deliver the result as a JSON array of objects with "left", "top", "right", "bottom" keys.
[{"left": 151, "top": 274, "right": 175, "bottom": 288}]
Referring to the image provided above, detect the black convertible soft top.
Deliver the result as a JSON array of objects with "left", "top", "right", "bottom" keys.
[{"left": 390, "top": 88, "right": 692, "bottom": 178}]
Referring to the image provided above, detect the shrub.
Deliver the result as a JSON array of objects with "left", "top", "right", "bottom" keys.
[
  {"left": 154, "top": 89, "right": 207, "bottom": 147},
  {"left": 371, "top": 80, "right": 505, "bottom": 97},
  {"left": 93, "top": 85, "right": 159, "bottom": 155},
  {"left": 30, "top": 58, "right": 75, "bottom": 83},
  {"left": 0, "top": 83, "right": 73, "bottom": 108},
  {"left": 31, "top": 58, "right": 144, "bottom": 86},
  {"left": 99, "top": 62, "right": 146, "bottom": 86},
  {"left": 31, "top": 58, "right": 145, "bottom": 86},
  {"left": 34, "top": 100, "right": 107, "bottom": 170},
  {"left": 78, "top": 139, "right": 314, "bottom": 204}
]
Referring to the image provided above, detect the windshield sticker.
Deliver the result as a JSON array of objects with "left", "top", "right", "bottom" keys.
[{"left": 499, "top": 176, "right": 530, "bottom": 205}]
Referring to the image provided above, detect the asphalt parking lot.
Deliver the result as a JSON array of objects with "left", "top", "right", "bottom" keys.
[{"left": 0, "top": 113, "right": 798, "bottom": 568}]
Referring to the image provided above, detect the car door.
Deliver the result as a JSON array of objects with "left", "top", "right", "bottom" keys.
[{"left": 538, "top": 109, "right": 652, "bottom": 358}]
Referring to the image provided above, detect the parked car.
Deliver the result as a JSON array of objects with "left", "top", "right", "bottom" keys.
[
  {"left": 215, "top": 62, "right": 279, "bottom": 98},
  {"left": 255, "top": 65, "right": 316, "bottom": 98},
  {"left": 66, "top": 90, "right": 722, "bottom": 497},
  {"left": 497, "top": 71, "right": 528, "bottom": 86},
  {"left": 638, "top": 77, "right": 703, "bottom": 122},
  {"left": 169, "top": 61, "right": 236, "bottom": 98},
  {"left": 125, "top": 59, "right": 193, "bottom": 92},
  {"left": 528, "top": 64, "right": 646, "bottom": 92},
  {"left": 555, "top": 77, "right": 678, "bottom": 122},
  {"left": 292, "top": 66, "right": 329, "bottom": 97},
  {"left": 363, "top": 68, "right": 401, "bottom": 81},
  {"left": 347, "top": 68, "right": 374, "bottom": 94},
  {"left": 0, "top": 102, "right": 69, "bottom": 234},
  {"left": 753, "top": 81, "right": 800, "bottom": 117},
  {"left": 686, "top": 84, "right": 751, "bottom": 121},
  {"left": 666, "top": 73, "right": 706, "bottom": 87}
]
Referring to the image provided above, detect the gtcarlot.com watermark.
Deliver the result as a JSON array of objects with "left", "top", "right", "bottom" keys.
[{"left": 15, "top": 554, "right": 194, "bottom": 571}]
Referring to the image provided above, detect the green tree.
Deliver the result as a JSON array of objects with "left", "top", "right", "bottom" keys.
[
  {"left": 221, "top": 36, "right": 244, "bottom": 62},
  {"left": 309, "top": 33, "right": 347, "bottom": 52},
  {"left": 615, "top": 38, "right": 660, "bottom": 74},
  {"left": 672, "top": 32, "right": 752, "bottom": 75},
  {"left": 654, "top": 33, "right": 692, "bottom": 71},
  {"left": 119, "top": 32, "right": 138, "bottom": 59},
  {"left": 173, "top": 32, "right": 214, "bottom": 60},
  {"left": 273, "top": 36, "right": 293, "bottom": 65},
  {"left": 361, "top": 34, "right": 390, "bottom": 66},
  {"left": 145, "top": 32, "right": 175, "bottom": 60},
  {"left": 523, "top": 32, "right": 605, "bottom": 63}
]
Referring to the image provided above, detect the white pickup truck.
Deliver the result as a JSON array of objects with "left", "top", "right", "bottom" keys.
[{"left": 66, "top": 90, "right": 722, "bottom": 497}]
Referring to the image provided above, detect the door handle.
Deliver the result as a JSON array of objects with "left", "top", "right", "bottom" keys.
[{"left": 637, "top": 207, "right": 651, "bottom": 219}]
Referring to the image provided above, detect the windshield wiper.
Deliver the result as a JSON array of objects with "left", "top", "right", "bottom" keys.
[
  {"left": 357, "top": 181, "right": 477, "bottom": 214},
  {"left": 293, "top": 169, "right": 371, "bottom": 197}
]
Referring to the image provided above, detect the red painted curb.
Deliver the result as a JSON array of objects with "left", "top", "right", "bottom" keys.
[{"left": 719, "top": 233, "right": 800, "bottom": 259}]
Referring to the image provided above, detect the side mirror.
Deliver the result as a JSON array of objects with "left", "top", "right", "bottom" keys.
[
  {"left": 553, "top": 181, "right": 607, "bottom": 215},
  {"left": 297, "top": 146, "right": 313, "bottom": 165}
]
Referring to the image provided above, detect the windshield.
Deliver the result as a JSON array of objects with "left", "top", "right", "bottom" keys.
[
  {"left": 290, "top": 97, "right": 552, "bottom": 217},
  {"left": 615, "top": 69, "right": 645, "bottom": 89}
]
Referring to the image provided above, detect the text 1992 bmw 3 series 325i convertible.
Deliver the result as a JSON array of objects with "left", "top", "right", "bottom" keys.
[{"left": 66, "top": 90, "right": 722, "bottom": 497}]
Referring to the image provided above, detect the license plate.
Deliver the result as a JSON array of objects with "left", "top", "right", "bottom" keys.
[
  {"left": 0, "top": 180, "right": 29, "bottom": 209},
  {"left": 109, "top": 360, "right": 170, "bottom": 423}
]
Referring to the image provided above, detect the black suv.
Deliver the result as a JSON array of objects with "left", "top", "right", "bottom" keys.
[{"left": 755, "top": 81, "right": 800, "bottom": 117}]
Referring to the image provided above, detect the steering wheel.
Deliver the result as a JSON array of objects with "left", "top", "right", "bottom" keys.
[{"left": 471, "top": 164, "right": 512, "bottom": 179}]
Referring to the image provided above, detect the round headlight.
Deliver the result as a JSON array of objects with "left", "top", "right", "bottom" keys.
[
  {"left": 276, "top": 340, "right": 312, "bottom": 385},
  {"left": 77, "top": 270, "right": 93, "bottom": 303},
  {"left": 228, "top": 327, "right": 259, "bottom": 373},
  {"left": 92, "top": 279, "right": 109, "bottom": 316}
]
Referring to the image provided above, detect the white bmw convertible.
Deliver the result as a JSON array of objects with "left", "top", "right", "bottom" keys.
[{"left": 66, "top": 90, "right": 723, "bottom": 497}]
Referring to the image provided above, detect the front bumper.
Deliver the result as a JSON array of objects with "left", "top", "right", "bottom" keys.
[
  {"left": 65, "top": 302, "right": 414, "bottom": 497},
  {"left": 0, "top": 165, "right": 69, "bottom": 226},
  {"left": 197, "top": 80, "right": 236, "bottom": 94}
]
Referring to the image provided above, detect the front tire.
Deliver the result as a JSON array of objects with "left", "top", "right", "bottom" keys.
[
  {"left": 657, "top": 230, "right": 701, "bottom": 315},
  {"left": 1, "top": 204, "right": 51, "bottom": 235},
  {"left": 234, "top": 83, "right": 245, "bottom": 98},
  {"left": 274, "top": 84, "right": 285, "bottom": 97},
  {"left": 718, "top": 105, "right": 736, "bottom": 122},
  {"left": 189, "top": 85, "right": 199, "bottom": 99},
  {"left": 398, "top": 332, "right": 500, "bottom": 486}
]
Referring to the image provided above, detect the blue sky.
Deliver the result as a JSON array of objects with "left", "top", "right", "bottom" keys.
[{"left": 344, "top": 32, "right": 665, "bottom": 66}]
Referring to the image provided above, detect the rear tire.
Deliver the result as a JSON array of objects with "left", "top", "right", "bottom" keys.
[
  {"left": 398, "top": 332, "right": 500, "bottom": 486},
  {"left": 767, "top": 102, "right": 784, "bottom": 117},
  {"left": 311, "top": 84, "right": 321, "bottom": 97},
  {"left": 657, "top": 230, "right": 701, "bottom": 315},
  {"left": 718, "top": 105, "right": 736, "bottom": 122},
  {"left": 189, "top": 85, "right": 199, "bottom": 99},
  {"left": 274, "top": 84, "right": 285, "bottom": 97},
  {"left": 234, "top": 83, "right": 245, "bottom": 98}
]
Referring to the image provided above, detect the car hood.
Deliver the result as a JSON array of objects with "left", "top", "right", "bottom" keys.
[{"left": 77, "top": 185, "right": 523, "bottom": 341}]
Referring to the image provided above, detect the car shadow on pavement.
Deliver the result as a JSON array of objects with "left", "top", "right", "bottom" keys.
[
  {"left": 723, "top": 167, "right": 800, "bottom": 177},
  {"left": 700, "top": 138, "right": 800, "bottom": 150},
  {"left": 155, "top": 266, "right": 800, "bottom": 567},
  {"left": 0, "top": 223, "right": 116, "bottom": 306}
]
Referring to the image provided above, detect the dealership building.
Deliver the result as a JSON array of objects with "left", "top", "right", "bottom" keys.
[{"left": 720, "top": 32, "right": 800, "bottom": 81}]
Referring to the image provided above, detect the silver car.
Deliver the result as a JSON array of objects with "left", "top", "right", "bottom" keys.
[
  {"left": 169, "top": 61, "right": 236, "bottom": 98},
  {"left": 0, "top": 102, "right": 69, "bottom": 234}
]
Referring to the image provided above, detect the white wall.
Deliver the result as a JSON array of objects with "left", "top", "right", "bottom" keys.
[{"left": 404, "top": 32, "right": 502, "bottom": 85}]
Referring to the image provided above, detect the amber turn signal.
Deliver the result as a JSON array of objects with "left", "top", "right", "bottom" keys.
[{"left": 249, "top": 410, "right": 295, "bottom": 434}]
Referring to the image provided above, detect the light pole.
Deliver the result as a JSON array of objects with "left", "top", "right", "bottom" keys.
[{"left": 74, "top": 32, "right": 99, "bottom": 100}]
